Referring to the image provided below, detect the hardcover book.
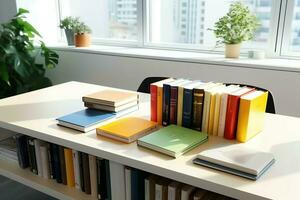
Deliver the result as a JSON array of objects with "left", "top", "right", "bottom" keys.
[
  {"left": 27, "top": 137, "right": 38, "bottom": 175},
  {"left": 84, "top": 101, "right": 138, "bottom": 112},
  {"left": 138, "top": 125, "right": 208, "bottom": 158},
  {"left": 14, "top": 134, "right": 29, "bottom": 169},
  {"left": 97, "top": 117, "right": 158, "bottom": 143},
  {"left": 176, "top": 81, "right": 193, "bottom": 126},
  {"left": 59, "top": 146, "right": 67, "bottom": 185},
  {"left": 64, "top": 148, "right": 75, "bottom": 187}
]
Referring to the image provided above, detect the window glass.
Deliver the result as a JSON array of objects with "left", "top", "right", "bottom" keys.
[{"left": 288, "top": 2, "right": 300, "bottom": 52}]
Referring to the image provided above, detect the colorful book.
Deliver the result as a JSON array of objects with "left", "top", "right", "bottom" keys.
[
  {"left": 97, "top": 117, "right": 158, "bottom": 143},
  {"left": 138, "top": 125, "right": 208, "bottom": 158},
  {"left": 64, "top": 148, "right": 75, "bottom": 187},
  {"left": 176, "top": 81, "right": 193, "bottom": 126},
  {"left": 84, "top": 101, "right": 138, "bottom": 112},
  {"left": 83, "top": 89, "right": 138, "bottom": 107},
  {"left": 224, "top": 87, "right": 255, "bottom": 140},
  {"left": 150, "top": 78, "right": 174, "bottom": 122},
  {"left": 236, "top": 91, "right": 268, "bottom": 142}
]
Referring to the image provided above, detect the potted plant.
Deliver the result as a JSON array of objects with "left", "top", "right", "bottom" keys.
[
  {"left": 73, "top": 22, "right": 92, "bottom": 47},
  {"left": 213, "top": 2, "right": 260, "bottom": 58},
  {"left": 0, "top": 8, "right": 59, "bottom": 98},
  {"left": 59, "top": 16, "right": 79, "bottom": 46}
]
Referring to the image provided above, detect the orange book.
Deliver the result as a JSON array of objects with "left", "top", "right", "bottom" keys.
[
  {"left": 64, "top": 148, "right": 75, "bottom": 187},
  {"left": 96, "top": 117, "right": 158, "bottom": 143}
]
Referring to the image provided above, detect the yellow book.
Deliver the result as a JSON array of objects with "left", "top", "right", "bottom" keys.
[
  {"left": 97, "top": 117, "right": 158, "bottom": 143},
  {"left": 64, "top": 148, "right": 75, "bottom": 187},
  {"left": 212, "top": 87, "right": 226, "bottom": 136},
  {"left": 208, "top": 92, "right": 216, "bottom": 134},
  {"left": 236, "top": 91, "right": 268, "bottom": 142}
]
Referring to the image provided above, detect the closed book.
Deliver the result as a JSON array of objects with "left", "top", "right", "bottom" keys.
[
  {"left": 89, "top": 155, "right": 97, "bottom": 198},
  {"left": 131, "top": 168, "right": 147, "bottom": 200},
  {"left": 72, "top": 150, "right": 81, "bottom": 189},
  {"left": 150, "top": 78, "right": 174, "bottom": 122},
  {"left": 155, "top": 178, "right": 171, "bottom": 200},
  {"left": 14, "top": 134, "right": 29, "bottom": 169},
  {"left": 78, "top": 152, "right": 85, "bottom": 191},
  {"left": 96, "top": 158, "right": 102, "bottom": 200},
  {"left": 125, "top": 167, "right": 131, "bottom": 200},
  {"left": 64, "top": 148, "right": 75, "bottom": 187},
  {"left": 217, "top": 85, "right": 240, "bottom": 137},
  {"left": 51, "top": 144, "right": 62, "bottom": 183},
  {"left": 138, "top": 125, "right": 208, "bottom": 158},
  {"left": 82, "top": 153, "right": 91, "bottom": 194},
  {"left": 224, "top": 87, "right": 255, "bottom": 140},
  {"left": 145, "top": 176, "right": 150, "bottom": 200},
  {"left": 181, "top": 185, "right": 195, "bottom": 200},
  {"left": 40, "top": 144, "right": 50, "bottom": 179},
  {"left": 84, "top": 101, "right": 138, "bottom": 112},
  {"left": 109, "top": 160, "right": 126, "bottom": 200},
  {"left": 145, "top": 175, "right": 158, "bottom": 200},
  {"left": 97, "top": 117, "right": 158, "bottom": 143},
  {"left": 104, "top": 159, "right": 112, "bottom": 200},
  {"left": 176, "top": 81, "right": 193, "bottom": 126},
  {"left": 34, "top": 139, "right": 43, "bottom": 177},
  {"left": 47, "top": 144, "right": 54, "bottom": 179},
  {"left": 83, "top": 89, "right": 139, "bottom": 107},
  {"left": 27, "top": 137, "right": 38, "bottom": 175},
  {"left": 182, "top": 82, "right": 203, "bottom": 128},
  {"left": 236, "top": 91, "right": 268, "bottom": 142},
  {"left": 59, "top": 146, "right": 67, "bottom": 185},
  {"left": 168, "top": 181, "right": 182, "bottom": 200}
]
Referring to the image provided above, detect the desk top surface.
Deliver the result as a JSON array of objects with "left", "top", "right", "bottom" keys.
[{"left": 0, "top": 81, "right": 299, "bottom": 200}]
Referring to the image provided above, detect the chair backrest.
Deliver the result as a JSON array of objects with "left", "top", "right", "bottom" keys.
[
  {"left": 224, "top": 83, "right": 276, "bottom": 114},
  {"left": 137, "top": 77, "right": 169, "bottom": 93}
]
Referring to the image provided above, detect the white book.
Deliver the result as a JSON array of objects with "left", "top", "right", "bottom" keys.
[
  {"left": 125, "top": 167, "right": 131, "bottom": 200},
  {"left": 109, "top": 160, "right": 126, "bottom": 200},
  {"left": 34, "top": 139, "right": 43, "bottom": 177},
  {"left": 194, "top": 144, "right": 275, "bottom": 180},
  {"left": 168, "top": 181, "right": 181, "bottom": 200},
  {"left": 40, "top": 145, "right": 50, "bottom": 179},
  {"left": 217, "top": 85, "right": 241, "bottom": 137},
  {"left": 145, "top": 177, "right": 150, "bottom": 200},
  {"left": 89, "top": 155, "right": 97, "bottom": 199},
  {"left": 155, "top": 183, "right": 163, "bottom": 200},
  {"left": 72, "top": 150, "right": 81, "bottom": 189},
  {"left": 181, "top": 185, "right": 195, "bottom": 200}
]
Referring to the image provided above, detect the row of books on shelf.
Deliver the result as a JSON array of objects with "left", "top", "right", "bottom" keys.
[
  {"left": 150, "top": 78, "right": 268, "bottom": 142},
  {"left": 13, "top": 134, "right": 235, "bottom": 200}
]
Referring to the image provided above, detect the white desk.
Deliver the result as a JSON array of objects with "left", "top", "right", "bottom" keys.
[{"left": 0, "top": 81, "right": 299, "bottom": 200}]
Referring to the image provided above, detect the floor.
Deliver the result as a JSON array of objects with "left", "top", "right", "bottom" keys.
[{"left": 0, "top": 175, "right": 57, "bottom": 200}]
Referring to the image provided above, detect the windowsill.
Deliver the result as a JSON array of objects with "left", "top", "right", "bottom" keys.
[{"left": 49, "top": 44, "right": 300, "bottom": 73}]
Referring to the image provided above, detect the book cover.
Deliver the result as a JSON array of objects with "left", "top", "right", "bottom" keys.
[
  {"left": 83, "top": 89, "right": 138, "bottom": 107},
  {"left": 89, "top": 155, "right": 97, "bottom": 198},
  {"left": 59, "top": 146, "right": 67, "bottom": 185},
  {"left": 138, "top": 125, "right": 208, "bottom": 158},
  {"left": 109, "top": 160, "right": 126, "bottom": 200},
  {"left": 27, "top": 137, "right": 38, "bottom": 175},
  {"left": 236, "top": 91, "right": 268, "bottom": 142},
  {"left": 14, "top": 134, "right": 29, "bottom": 169},
  {"left": 97, "top": 117, "right": 158, "bottom": 143},
  {"left": 224, "top": 87, "right": 255, "bottom": 140},
  {"left": 64, "top": 148, "right": 75, "bottom": 187},
  {"left": 84, "top": 101, "right": 138, "bottom": 112},
  {"left": 40, "top": 144, "right": 50, "bottom": 179},
  {"left": 176, "top": 81, "right": 193, "bottom": 126}
]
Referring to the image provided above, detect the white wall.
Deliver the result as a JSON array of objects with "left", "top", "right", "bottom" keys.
[
  {"left": 47, "top": 50, "right": 300, "bottom": 117},
  {"left": 0, "top": 0, "right": 17, "bottom": 23}
]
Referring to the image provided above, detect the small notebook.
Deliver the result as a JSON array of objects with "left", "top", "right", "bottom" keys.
[
  {"left": 137, "top": 125, "right": 208, "bottom": 158},
  {"left": 97, "top": 117, "right": 158, "bottom": 143},
  {"left": 193, "top": 145, "right": 275, "bottom": 180}
]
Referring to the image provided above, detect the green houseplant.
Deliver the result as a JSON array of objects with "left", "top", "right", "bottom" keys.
[
  {"left": 213, "top": 2, "right": 260, "bottom": 58},
  {"left": 59, "top": 16, "right": 80, "bottom": 46},
  {"left": 0, "top": 8, "right": 59, "bottom": 99},
  {"left": 73, "top": 21, "right": 92, "bottom": 47}
]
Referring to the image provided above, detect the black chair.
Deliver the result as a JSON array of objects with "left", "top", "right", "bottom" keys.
[
  {"left": 137, "top": 77, "right": 169, "bottom": 93},
  {"left": 224, "top": 83, "right": 276, "bottom": 114}
]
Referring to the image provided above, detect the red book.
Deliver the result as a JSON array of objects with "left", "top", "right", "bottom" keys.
[
  {"left": 150, "top": 78, "right": 174, "bottom": 122},
  {"left": 224, "top": 87, "right": 255, "bottom": 140}
]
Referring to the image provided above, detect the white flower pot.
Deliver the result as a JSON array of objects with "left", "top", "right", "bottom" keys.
[{"left": 225, "top": 43, "right": 241, "bottom": 58}]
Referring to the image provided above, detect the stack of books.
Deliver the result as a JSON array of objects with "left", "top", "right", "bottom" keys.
[
  {"left": 57, "top": 89, "right": 139, "bottom": 132},
  {"left": 150, "top": 79, "right": 268, "bottom": 142}
]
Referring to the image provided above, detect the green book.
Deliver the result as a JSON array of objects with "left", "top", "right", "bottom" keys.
[{"left": 137, "top": 125, "right": 208, "bottom": 158}]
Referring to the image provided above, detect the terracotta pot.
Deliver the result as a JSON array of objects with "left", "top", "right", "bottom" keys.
[
  {"left": 225, "top": 43, "right": 241, "bottom": 58},
  {"left": 74, "top": 34, "right": 91, "bottom": 47}
]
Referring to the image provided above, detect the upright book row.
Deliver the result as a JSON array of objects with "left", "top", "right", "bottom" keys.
[
  {"left": 14, "top": 134, "right": 234, "bottom": 200},
  {"left": 151, "top": 78, "right": 268, "bottom": 142}
]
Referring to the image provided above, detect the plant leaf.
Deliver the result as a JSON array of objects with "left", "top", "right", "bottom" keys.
[{"left": 0, "top": 62, "right": 10, "bottom": 85}]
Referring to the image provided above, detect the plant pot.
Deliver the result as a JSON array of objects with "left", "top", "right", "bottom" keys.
[
  {"left": 64, "top": 29, "right": 74, "bottom": 46},
  {"left": 74, "top": 34, "right": 91, "bottom": 47},
  {"left": 225, "top": 43, "right": 241, "bottom": 58}
]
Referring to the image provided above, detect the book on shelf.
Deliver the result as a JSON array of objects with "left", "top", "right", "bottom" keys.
[
  {"left": 181, "top": 184, "right": 195, "bottom": 200},
  {"left": 150, "top": 78, "right": 174, "bottom": 122},
  {"left": 96, "top": 117, "right": 158, "bottom": 143},
  {"left": 82, "top": 152, "right": 91, "bottom": 194},
  {"left": 145, "top": 174, "right": 159, "bottom": 200},
  {"left": 125, "top": 167, "right": 132, "bottom": 200},
  {"left": 34, "top": 139, "right": 44, "bottom": 177},
  {"left": 59, "top": 145, "right": 67, "bottom": 185},
  {"left": 176, "top": 80, "right": 193, "bottom": 126},
  {"left": 155, "top": 178, "right": 171, "bottom": 200},
  {"left": 14, "top": 134, "right": 29, "bottom": 168},
  {"left": 72, "top": 150, "right": 81, "bottom": 189},
  {"left": 131, "top": 168, "right": 148, "bottom": 200},
  {"left": 236, "top": 91, "right": 268, "bottom": 142},
  {"left": 40, "top": 144, "right": 50, "bottom": 179},
  {"left": 51, "top": 144, "right": 62, "bottom": 183},
  {"left": 64, "top": 148, "right": 75, "bottom": 187},
  {"left": 84, "top": 101, "right": 138, "bottom": 112},
  {"left": 89, "top": 155, "right": 97, "bottom": 198},
  {"left": 193, "top": 144, "right": 275, "bottom": 180},
  {"left": 82, "top": 89, "right": 139, "bottom": 107},
  {"left": 192, "top": 188, "right": 207, "bottom": 200},
  {"left": 137, "top": 125, "right": 208, "bottom": 158},
  {"left": 224, "top": 87, "right": 255, "bottom": 140},
  {"left": 27, "top": 137, "right": 38, "bottom": 175},
  {"left": 167, "top": 181, "right": 182, "bottom": 200},
  {"left": 109, "top": 160, "right": 126, "bottom": 200}
]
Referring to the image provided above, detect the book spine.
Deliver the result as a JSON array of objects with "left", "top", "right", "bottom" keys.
[
  {"left": 217, "top": 94, "right": 229, "bottom": 137},
  {"left": 40, "top": 145, "right": 50, "bottom": 179},
  {"left": 15, "top": 135, "right": 29, "bottom": 169},
  {"left": 192, "top": 89, "right": 204, "bottom": 131},
  {"left": 224, "top": 95, "right": 240, "bottom": 139},
  {"left": 182, "top": 88, "right": 193, "bottom": 128},
  {"left": 82, "top": 153, "right": 91, "bottom": 194},
  {"left": 162, "top": 84, "right": 171, "bottom": 126},
  {"left": 59, "top": 146, "right": 67, "bottom": 185},
  {"left": 201, "top": 91, "right": 211, "bottom": 133},
  {"left": 64, "top": 148, "right": 75, "bottom": 187},
  {"left": 177, "top": 87, "right": 184, "bottom": 126},
  {"left": 78, "top": 152, "right": 85, "bottom": 192},
  {"left": 100, "top": 159, "right": 108, "bottom": 199},
  {"left": 96, "top": 158, "right": 102, "bottom": 200},
  {"left": 169, "top": 86, "right": 179, "bottom": 124},
  {"left": 52, "top": 144, "right": 62, "bottom": 183},
  {"left": 208, "top": 94, "right": 216, "bottom": 135},
  {"left": 131, "top": 169, "right": 139, "bottom": 200},
  {"left": 34, "top": 139, "right": 43, "bottom": 177},
  {"left": 150, "top": 84, "right": 158, "bottom": 122},
  {"left": 125, "top": 167, "right": 131, "bottom": 200},
  {"left": 157, "top": 86, "right": 164, "bottom": 125},
  {"left": 89, "top": 155, "right": 97, "bottom": 199},
  {"left": 155, "top": 184, "right": 163, "bottom": 200},
  {"left": 212, "top": 94, "right": 222, "bottom": 136},
  {"left": 109, "top": 160, "right": 126, "bottom": 200},
  {"left": 105, "top": 159, "right": 112, "bottom": 200},
  {"left": 27, "top": 138, "right": 38, "bottom": 175},
  {"left": 47, "top": 144, "right": 54, "bottom": 179},
  {"left": 72, "top": 150, "right": 81, "bottom": 189},
  {"left": 145, "top": 177, "right": 150, "bottom": 200}
]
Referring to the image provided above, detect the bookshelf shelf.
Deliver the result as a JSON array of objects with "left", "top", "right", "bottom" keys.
[
  {"left": 0, "top": 81, "right": 299, "bottom": 200},
  {"left": 0, "top": 157, "right": 94, "bottom": 200}
]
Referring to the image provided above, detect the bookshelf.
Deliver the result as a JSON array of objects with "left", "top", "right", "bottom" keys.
[{"left": 0, "top": 81, "right": 299, "bottom": 200}]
